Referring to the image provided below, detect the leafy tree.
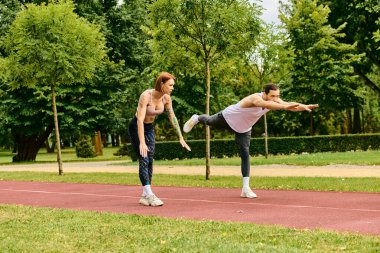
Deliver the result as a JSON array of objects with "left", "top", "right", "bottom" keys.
[
  {"left": 73, "top": 0, "right": 153, "bottom": 142},
  {"left": 146, "top": 0, "right": 261, "bottom": 179},
  {"left": 245, "top": 23, "right": 288, "bottom": 86},
  {"left": 279, "top": 0, "right": 362, "bottom": 135},
  {"left": 0, "top": 60, "right": 123, "bottom": 161},
  {"left": 319, "top": 0, "right": 380, "bottom": 97},
  {"left": 105, "top": 0, "right": 153, "bottom": 141},
  {"left": 0, "top": 0, "right": 22, "bottom": 56},
  {"left": 1, "top": 0, "right": 106, "bottom": 174},
  {"left": 373, "top": 1, "right": 380, "bottom": 45},
  {"left": 0, "top": 0, "right": 151, "bottom": 154}
]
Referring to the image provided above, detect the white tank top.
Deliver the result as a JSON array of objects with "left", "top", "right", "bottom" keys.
[{"left": 222, "top": 93, "right": 270, "bottom": 133}]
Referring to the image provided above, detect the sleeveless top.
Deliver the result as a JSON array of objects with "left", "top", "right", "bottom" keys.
[
  {"left": 146, "top": 89, "right": 165, "bottom": 116},
  {"left": 222, "top": 93, "right": 270, "bottom": 133}
]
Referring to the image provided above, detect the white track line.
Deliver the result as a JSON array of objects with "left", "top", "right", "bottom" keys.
[{"left": 1, "top": 188, "right": 379, "bottom": 213}]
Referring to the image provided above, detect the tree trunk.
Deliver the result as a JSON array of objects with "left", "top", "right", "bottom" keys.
[
  {"left": 309, "top": 112, "right": 315, "bottom": 136},
  {"left": 94, "top": 130, "right": 103, "bottom": 156},
  {"left": 205, "top": 59, "right": 211, "bottom": 180},
  {"left": 111, "top": 134, "right": 116, "bottom": 147},
  {"left": 353, "top": 107, "right": 361, "bottom": 133},
  {"left": 12, "top": 125, "right": 54, "bottom": 162},
  {"left": 101, "top": 132, "right": 107, "bottom": 148},
  {"left": 347, "top": 108, "right": 353, "bottom": 134},
  {"left": 12, "top": 136, "right": 17, "bottom": 153},
  {"left": 264, "top": 114, "right": 268, "bottom": 159},
  {"left": 342, "top": 110, "right": 349, "bottom": 134},
  {"left": 45, "top": 136, "right": 55, "bottom": 153},
  {"left": 51, "top": 84, "right": 63, "bottom": 175}
]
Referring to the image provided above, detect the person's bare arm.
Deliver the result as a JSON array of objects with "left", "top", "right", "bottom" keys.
[
  {"left": 250, "top": 94, "right": 299, "bottom": 110},
  {"left": 136, "top": 92, "right": 149, "bottom": 157},
  {"left": 277, "top": 98, "right": 319, "bottom": 112},
  {"left": 165, "top": 96, "right": 191, "bottom": 151},
  {"left": 289, "top": 104, "right": 319, "bottom": 111}
]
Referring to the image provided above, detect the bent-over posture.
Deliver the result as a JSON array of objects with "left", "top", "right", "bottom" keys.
[{"left": 129, "top": 72, "right": 191, "bottom": 206}]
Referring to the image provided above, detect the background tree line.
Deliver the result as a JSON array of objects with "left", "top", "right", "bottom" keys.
[{"left": 0, "top": 0, "right": 379, "bottom": 163}]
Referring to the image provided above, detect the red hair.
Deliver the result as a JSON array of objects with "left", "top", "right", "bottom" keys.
[{"left": 154, "top": 72, "right": 175, "bottom": 91}]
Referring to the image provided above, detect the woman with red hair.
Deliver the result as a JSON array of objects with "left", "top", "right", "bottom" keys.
[{"left": 128, "top": 72, "right": 191, "bottom": 206}]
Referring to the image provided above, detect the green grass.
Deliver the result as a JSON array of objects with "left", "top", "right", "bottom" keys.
[
  {"left": 1, "top": 205, "right": 379, "bottom": 253},
  {"left": 1, "top": 149, "right": 380, "bottom": 251},
  {"left": 1, "top": 148, "right": 380, "bottom": 166},
  {"left": 121, "top": 150, "right": 380, "bottom": 166},
  {"left": 0, "top": 172, "right": 379, "bottom": 192},
  {"left": 0, "top": 147, "right": 128, "bottom": 164}
]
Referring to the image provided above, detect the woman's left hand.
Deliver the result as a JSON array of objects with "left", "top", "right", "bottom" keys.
[{"left": 180, "top": 138, "right": 191, "bottom": 151}]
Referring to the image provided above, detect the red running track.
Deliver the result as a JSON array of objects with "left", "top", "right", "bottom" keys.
[{"left": 0, "top": 180, "right": 379, "bottom": 235}]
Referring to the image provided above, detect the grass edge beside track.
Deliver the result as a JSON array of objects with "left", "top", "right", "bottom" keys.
[{"left": 1, "top": 171, "right": 379, "bottom": 193}]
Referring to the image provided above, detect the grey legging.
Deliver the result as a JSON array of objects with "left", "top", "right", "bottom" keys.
[{"left": 198, "top": 112, "right": 251, "bottom": 177}]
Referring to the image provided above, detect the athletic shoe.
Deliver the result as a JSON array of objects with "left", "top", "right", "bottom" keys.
[
  {"left": 146, "top": 194, "right": 164, "bottom": 206},
  {"left": 139, "top": 195, "right": 150, "bottom": 206},
  {"left": 183, "top": 114, "right": 199, "bottom": 133},
  {"left": 240, "top": 188, "right": 257, "bottom": 198}
]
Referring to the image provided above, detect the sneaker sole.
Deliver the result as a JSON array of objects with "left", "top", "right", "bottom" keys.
[
  {"left": 240, "top": 196, "right": 257, "bottom": 199},
  {"left": 183, "top": 115, "right": 198, "bottom": 133},
  {"left": 240, "top": 193, "right": 258, "bottom": 198},
  {"left": 150, "top": 203, "right": 164, "bottom": 207},
  {"left": 183, "top": 123, "right": 192, "bottom": 133},
  {"left": 139, "top": 200, "right": 150, "bottom": 206}
]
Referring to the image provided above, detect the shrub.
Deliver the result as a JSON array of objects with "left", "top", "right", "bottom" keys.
[
  {"left": 113, "top": 144, "right": 130, "bottom": 156},
  {"left": 75, "top": 135, "right": 96, "bottom": 158}
]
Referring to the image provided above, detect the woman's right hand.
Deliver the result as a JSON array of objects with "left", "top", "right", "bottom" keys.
[{"left": 139, "top": 143, "right": 149, "bottom": 158}]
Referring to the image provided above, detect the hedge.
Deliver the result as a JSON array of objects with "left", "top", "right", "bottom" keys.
[{"left": 125, "top": 133, "right": 380, "bottom": 161}]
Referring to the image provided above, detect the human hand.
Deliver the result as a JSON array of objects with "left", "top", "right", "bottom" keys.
[
  {"left": 139, "top": 143, "right": 149, "bottom": 158},
  {"left": 301, "top": 104, "right": 319, "bottom": 112},
  {"left": 308, "top": 104, "right": 319, "bottom": 109},
  {"left": 180, "top": 138, "right": 191, "bottom": 151}
]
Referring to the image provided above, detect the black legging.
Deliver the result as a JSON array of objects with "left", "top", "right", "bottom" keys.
[
  {"left": 128, "top": 116, "right": 155, "bottom": 186},
  {"left": 198, "top": 112, "right": 251, "bottom": 177}
]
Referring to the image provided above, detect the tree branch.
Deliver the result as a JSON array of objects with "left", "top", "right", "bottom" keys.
[{"left": 354, "top": 67, "right": 380, "bottom": 97}]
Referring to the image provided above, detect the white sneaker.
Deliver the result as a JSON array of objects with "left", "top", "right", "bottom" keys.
[
  {"left": 240, "top": 188, "right": 257, "bottom": 198},
  {"left": 146, "top": 194, "right": 164, "bottom": 206},
  {"left": 139, "top": 195, "right": 150, "bottom": 206},
  {"left": 183, "top": 114, "right": 199, "bottom": 133}
]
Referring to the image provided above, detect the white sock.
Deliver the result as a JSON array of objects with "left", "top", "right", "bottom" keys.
[
  {"left": 193, "top": 115, "right": 199, "bottom": 123},
  {"left": 143, "top": 185, "right": 153, "bottom": 196},
  {"left": 242, "top": 177, "right": 250, "bottom": 189}
]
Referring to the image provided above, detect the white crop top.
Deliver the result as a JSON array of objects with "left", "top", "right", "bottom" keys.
[{"left": 222, "top": 93, "right": 270, "bottom": 133}]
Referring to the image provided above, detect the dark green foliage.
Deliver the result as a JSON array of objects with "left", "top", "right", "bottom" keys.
[
  {"left": 75, "top": 135, "right": 96, "bottom": 158},
  {"left": 113, "top": 143, "right": 132, "bottom": 157},
  {"left": 0, "top": 0, "right": 107, "bottom": 165},
  {"left": 319, "top": 0, "right": 380, "bottom": 96},
  {"left": 126, "top": 133, "right": 380, "bottom": 160},
  {"left": 0, "top": 0, "right": 22, "bottom": 57}
]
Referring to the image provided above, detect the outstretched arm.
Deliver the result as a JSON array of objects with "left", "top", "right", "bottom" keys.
[
  {"left": 277, "top": 98, "right": 319, "bottom": 112},
  {"left": 250, "top": 94, "right": 300, "bottom": 110},
  {"left": 289, "top": 104, "right": 319, "bottom": 111},
  {"left": 165, "top": 96, "right": 191, "bottom": 151}
]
